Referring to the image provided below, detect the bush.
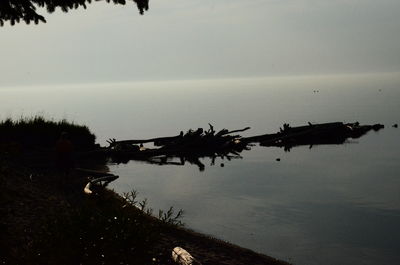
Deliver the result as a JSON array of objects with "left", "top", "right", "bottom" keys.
[{"left": 0, "top": 116, "right": 96, "bottom": 151}]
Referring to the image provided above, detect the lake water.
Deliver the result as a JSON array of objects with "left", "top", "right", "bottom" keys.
[{"left": 1, "top": 73, "right": 400, "bottom": 265}]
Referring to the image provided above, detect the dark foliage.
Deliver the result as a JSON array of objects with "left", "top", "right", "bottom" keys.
[
  {"left": 27, "top": 191, "right": 162, "bottom": 264},
  {"left": 0, "top": 116, "right": 96, "bottom": 151},
  {"left": 0, "top": 0, "right": 149, "bottom": 26}
]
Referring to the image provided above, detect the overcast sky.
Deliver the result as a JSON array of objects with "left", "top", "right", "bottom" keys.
[{"left": 1, "top": 0, "right": 399, "bottom": 86}]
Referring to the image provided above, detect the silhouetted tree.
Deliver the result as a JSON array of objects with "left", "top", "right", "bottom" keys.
[{"left": 0, "top": 0, "right": 149, "bottom": 26}]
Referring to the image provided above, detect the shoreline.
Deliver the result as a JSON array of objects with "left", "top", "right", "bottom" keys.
[{"left": 0, "top": 157, "right": 290, "bottom": 265}]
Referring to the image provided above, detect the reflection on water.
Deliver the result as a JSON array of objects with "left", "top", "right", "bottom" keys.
[
  {"left": 111, "top": 152, "right": 244, "bottom": 172},
  {"left": 110, "top": 129, "right": 400, "bottom": 265},
  {"left": 1, "top": 73, "right": 400, "bottom": 265},
  {"left": 108, "top": 121, "right": 383, "bottom": 173}
]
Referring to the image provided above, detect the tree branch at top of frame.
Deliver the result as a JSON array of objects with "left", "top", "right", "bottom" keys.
[{"left": 0, "top": 0, "right": 149, "bottom": 26}]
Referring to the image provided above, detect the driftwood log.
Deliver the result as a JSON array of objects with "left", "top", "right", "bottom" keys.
[
  {"left": 242, "top": 122, "right": 384, "bottom": 151},
  {"left": 77, "top": 168, "right": 119, "bottom": 194},
  {"left": 93, "top": 122, "right": 384, "bottom": 168},
  {"left": 107, "top": 135, "right": 182, "bottom": 147}
]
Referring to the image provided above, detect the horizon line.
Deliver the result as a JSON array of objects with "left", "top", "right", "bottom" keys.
[{"left": 1, "top": 70, "right": 399, "bottom": 89}]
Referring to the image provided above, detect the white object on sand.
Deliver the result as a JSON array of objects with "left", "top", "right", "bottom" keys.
[
  {"left": 172, "top": 247, "right": 202, "bottom": 265},
  {"left": 83, "top": 182, "right": 92, "bottom": 194}
]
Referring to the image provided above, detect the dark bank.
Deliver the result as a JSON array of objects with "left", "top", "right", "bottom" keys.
[{"left": 0, "top": 117, "right": 292, "bottom": 265}]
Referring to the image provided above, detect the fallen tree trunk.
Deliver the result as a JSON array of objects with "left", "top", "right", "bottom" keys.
[
  {"left": 244, "top": 122, "right": 384, "bottom": 151},
  {"left": 107, "top": 134, "right": 182, "bottom": 147},
  {"left": 216, "top": 127, "right": 251, "bottom": 136},
  {"left": 76, "top": 168, "right": 115, "bottom": 177},
  {"left": 242, "top": 122, "right": 346, "bottom": 143}
]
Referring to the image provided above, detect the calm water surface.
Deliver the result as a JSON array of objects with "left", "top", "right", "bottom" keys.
[{"left": 1, "top": 73, "right": 400, "bottom": 265}]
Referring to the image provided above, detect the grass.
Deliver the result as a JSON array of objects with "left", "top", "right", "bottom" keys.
[
  {"left": 0, "top": 116, "right": 96, "bottom": 151},
  {"left": 28, "top": 189, "right": 169, "bottom": 265}
]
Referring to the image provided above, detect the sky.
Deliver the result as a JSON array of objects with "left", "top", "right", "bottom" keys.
[{"left": 1, "top": 0, "right": 400, "bottom": 86}]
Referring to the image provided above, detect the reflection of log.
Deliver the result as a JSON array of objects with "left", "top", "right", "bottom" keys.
[{"left": 260, "top": 136, "right": 348, "bottom": 152}]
